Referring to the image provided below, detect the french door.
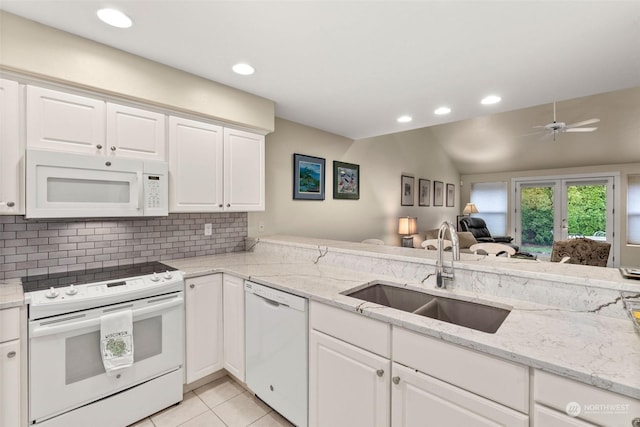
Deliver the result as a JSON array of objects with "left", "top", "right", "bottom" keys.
[{"left": 514, "top": 175, "right": 615, "bottom": 264}]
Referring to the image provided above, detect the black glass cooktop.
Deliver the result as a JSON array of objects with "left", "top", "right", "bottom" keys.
[{"left": 21, "top": 261, "right": 177, "bottom": 293}]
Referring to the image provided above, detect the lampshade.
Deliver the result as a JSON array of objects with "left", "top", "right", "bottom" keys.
[
  {"left": 463, "top": 203, "right": 479, "bottom": 215},
  {"left": 398, "top": 217, "right": 418, "bottom": 235}
]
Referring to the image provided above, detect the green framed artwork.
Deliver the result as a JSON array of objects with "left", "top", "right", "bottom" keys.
[
  {"left": 333, "top": 161, "right": 360, "bottom": 200},
  {"left": 293, "top": 153, "right": 325, "bottom": 200}
]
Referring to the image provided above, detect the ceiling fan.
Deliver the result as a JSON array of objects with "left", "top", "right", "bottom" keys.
[{"left": 525, "top": 102, "right": 600, "bottom": 141}]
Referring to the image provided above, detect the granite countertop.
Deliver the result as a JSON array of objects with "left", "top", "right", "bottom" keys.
[{"left": 164, "top": 238, "right": 640, "bottom": 401}]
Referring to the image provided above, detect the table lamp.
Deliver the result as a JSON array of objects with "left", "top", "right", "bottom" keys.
[
  {"left": 398, "top": 217, "right": 417, "bottom": 247},
  {"left": 463, "top": 203, "right": 479, "bottom": 215}
]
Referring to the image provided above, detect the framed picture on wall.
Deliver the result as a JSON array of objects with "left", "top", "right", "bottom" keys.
[
  {"left": 401, "top": 175, "right": 414, "bottom": 206},
  {"left": 419, "top": 179, "right": 431, "bottom": 206},
  {"left": 333, "top": 161, "right": 360, "bottom": 199},
  {"left": 293, "top": 153, "right": 325, "bottom": 200},
  {"left": 433, "top": 180, "right": 444, "bottom": 206},
  {"left": 446, "top": 183, "right": 455, "bottom": 207}
]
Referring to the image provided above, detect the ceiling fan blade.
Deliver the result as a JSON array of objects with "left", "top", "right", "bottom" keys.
[
  {"left": 565, "top": 118, "right": 600, "bottom": 128},
  {"left": 521, "top": 130, "right": 547, "bottom": 137},
  {"left": 565, "top": 127, "right": 598, "bottom": 132}
]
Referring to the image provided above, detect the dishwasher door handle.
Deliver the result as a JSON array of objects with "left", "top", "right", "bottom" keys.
[{"left": 256, "top": 293, "right": 289, "bottom": 308}]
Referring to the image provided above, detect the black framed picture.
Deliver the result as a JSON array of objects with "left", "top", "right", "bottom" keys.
[
  {"left": 433, "top": 180, "right": 444, "bottom": 206},
  {"left": 446, "top": 183, "right": 455, "bottom": 207},
  {"left": 333, "top": 161, "right": 360, "bottom": 200},
  {"left": 419, "top": 179, "right": 431, "bottom": 206},
  {"left": 401, "top": 175, "right": 414, "bottom": 206},
  {"left": 293, "top": 153, "right": 325, "bottom": 200}
]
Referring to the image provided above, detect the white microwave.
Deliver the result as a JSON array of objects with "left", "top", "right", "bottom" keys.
[{"left": 26, "top": 149, "right": 168, "bottom": 218}]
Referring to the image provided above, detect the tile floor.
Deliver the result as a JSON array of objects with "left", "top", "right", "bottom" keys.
[{"left": 129, "top": 376, "right": 294, "bottom": 427}]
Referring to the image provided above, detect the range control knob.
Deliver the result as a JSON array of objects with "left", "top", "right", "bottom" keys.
[
  {"left": 151, "top": 273, "right": 160, "bottom": 282},
  {"left": 45, "top": 287, "right": 59, "bottom": 299},
  {"left": 163, "top": 271, "right": 172, "bottom": 280},
  {"left": 65, "top": 284, "right": 78, "bottom": 296}
]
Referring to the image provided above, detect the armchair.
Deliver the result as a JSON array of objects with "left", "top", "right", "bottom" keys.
[
  {"left": 458, "top": 217, "right": 519, "bottom": 252},
  {"left": 550, "top": 238, "right": 611, "bottom": 267}
]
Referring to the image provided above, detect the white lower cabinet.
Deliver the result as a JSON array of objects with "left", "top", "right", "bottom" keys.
[
  {"left": 1, "top": 307, "right": 21, "bottom": 427},
  {"left": 391, "top": 362, "right": 528, "bottom": 427},
  {"left": 185, "top": 274, "right": 223, "bottom": 384},
  {"left": 222, "top": 274, "right": 245, "bottom": 382},
  {"left": 309, "top": 330, "right": 390, "bottom": 427},
  {"left": 533, "top": 369, "right": 640, "bottom": 427}
]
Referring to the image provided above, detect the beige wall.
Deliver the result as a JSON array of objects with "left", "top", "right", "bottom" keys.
[
  {"left": 0, "top": 11, "right": 274, "bottom": 133},
  {"left": 249, "top": 118, "right": 460, "bottom": 246},
  {"left": 461, "top": 163, "right": 640, "bottom": 265}
]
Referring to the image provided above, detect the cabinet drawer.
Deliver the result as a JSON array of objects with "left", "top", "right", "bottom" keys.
[
  {"left": 393, "top": 327, "right": 529, "bottom": 413},
  {"left": 534, "top": 370, "right": 640, "bottom": 426},
  {"left": 310, "top": 301, "right": 390, "bottom": 358},
  {"left": 533, "top": 404, "right": 598, "bottom": 427},
  {"left": 0, "top": 307, "right": 20, "bottom": 343}
]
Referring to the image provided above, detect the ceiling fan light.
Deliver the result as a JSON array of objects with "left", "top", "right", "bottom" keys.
[
  {"left": 481, "top": 95, "right": 501, "bottom": 105},
  {"left": 97, "top": 8, "right": 132, "bottom": 28}
]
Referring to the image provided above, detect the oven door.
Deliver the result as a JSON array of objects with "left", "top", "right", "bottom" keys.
[{"left": 29, "top": 292, "right": 184, "bottom": 424}]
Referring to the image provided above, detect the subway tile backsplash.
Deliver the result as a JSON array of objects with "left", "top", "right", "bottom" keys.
[{"left": 0, "top": 213, "right": 247, "bottom": 280}]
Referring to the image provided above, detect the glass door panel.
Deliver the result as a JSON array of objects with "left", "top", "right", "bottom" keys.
[
  {"left": 518, "top": 184, "right": 557, "bottom": 258},
  {"left": 562, "top": 181, "right": 609, "bottom": 242}
]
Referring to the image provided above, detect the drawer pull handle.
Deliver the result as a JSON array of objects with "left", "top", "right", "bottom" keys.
[
  {"left": 111, "top": 146, "right": 117, "bottom": 151},
  {"left": 392, "top": 376, "right": 400, "bottom": 385},
  {"left": 190, "top": 284, "right": 195, "bottom": 289},
  {"left": 7, "top": 351, "right": 16, "bottom": 358},
  {"left": 376, "top": 369, "right": 384, "bottom": 377},
  {"left": 5, "top": 201, "right": 15, "bottom": 207},
  {"left": 97, "top": 144, "right": 103, "bottom": 149}
]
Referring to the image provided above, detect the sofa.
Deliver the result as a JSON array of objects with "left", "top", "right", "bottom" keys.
[{"left": 422, "top": 229, "right": 478, "bottom": 253}]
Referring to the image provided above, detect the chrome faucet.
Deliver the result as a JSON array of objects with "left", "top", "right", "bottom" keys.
[{"left": 436, "top": 220, "right": 460, "bottom": 288}]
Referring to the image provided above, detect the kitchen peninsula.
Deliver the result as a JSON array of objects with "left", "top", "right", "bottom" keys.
[{"left": 164, "top": 235, "right": 640, "bottom": 426}]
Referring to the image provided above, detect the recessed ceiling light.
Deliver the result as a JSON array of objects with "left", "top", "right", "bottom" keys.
[
  {"left": 97, "top": 8, "right": 132, "bottom": 28},
  {"left": 232, "top": 63, "right": 255, "bottom": 75},
  {"left": 434, "top": 107, "right": 451, "bottom": 115},
  {"left": 481, "top": 95, "right": 502, "bottom": 105},
  {"left": 397, "top": 115, "right": 412, "bottom": 123}
]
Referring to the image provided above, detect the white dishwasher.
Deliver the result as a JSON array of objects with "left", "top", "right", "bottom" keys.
[{"left": 245, "top": 281, "right": 308, "bottom": 427}]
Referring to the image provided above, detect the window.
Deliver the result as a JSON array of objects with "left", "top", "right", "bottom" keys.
[
  {"left": 470, "top": 182, "right": 508, "bottom": 235},
  {"left": 628, "top": 175, "right": 640, "bottom": 244}
]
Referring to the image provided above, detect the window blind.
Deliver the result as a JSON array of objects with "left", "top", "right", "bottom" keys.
[{"left": 470, "top": 182, "right": 508, "bottom": 235}]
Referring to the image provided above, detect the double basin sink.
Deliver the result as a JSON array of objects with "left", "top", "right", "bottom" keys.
[{"left": 343, "top": 282, "right": 510, "bottom": 334}]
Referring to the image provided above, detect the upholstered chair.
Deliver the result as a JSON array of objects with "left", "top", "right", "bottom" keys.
[{"left": 550, "top": 238, "right": 611, "bottom": 267}]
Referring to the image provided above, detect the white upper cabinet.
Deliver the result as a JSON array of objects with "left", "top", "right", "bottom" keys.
[
  {"left": 223, "top": 128, "right": 265, "bottom": 212},
  {"left": 26, "top": 86, "right": 166, "bottom": 160},
  {"left": 26, "top": 85, "right": 105, "bottom": 154},
  {"left": 169, "top": 117, "right": 265, "bottom": 212},
  {"left": 0, "top": 79, "right": 23, "bottom": 214},
  {"left": 169, "top": 116, "right": 224, "bottom": 212},
  {"left": 105, "top": 103, "right": 166, "bottom": 160}
]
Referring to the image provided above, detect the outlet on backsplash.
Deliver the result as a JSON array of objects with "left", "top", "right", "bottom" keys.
[{"left": 204, "top": 223, "right": 213, "bottom": 236}]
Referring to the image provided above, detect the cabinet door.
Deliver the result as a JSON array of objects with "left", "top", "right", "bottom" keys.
[
  {"left": 391, "top": 362, "right": 528, "bottom": 427},
  {"left": 223, "top": 128, "right": 265, "bottom": 212},
  {"left": 106, "top": 103, "right": 166, "bottom": 160},
  {"left": 26, "top": 85, "right": 105, "bottom": 154},
  {"left": 0, "top": 340, "right": 21, "bottom": 427},
  {"left": 223, "top": 274, "right": 245, "bottom": 382},
  {"left": 309, "top": 330, "right": 390, "bottom": 427},
  {"left": 169, "top": 117, "right": 224, "bottom": 212},
  {"left": 0, "top": 79, "right": 22, "bottom": 214},
  {"left": 185, "top": 274, "right": 223, "bottom": 384}
]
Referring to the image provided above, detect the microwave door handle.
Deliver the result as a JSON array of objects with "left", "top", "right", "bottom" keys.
[{"left": 137, "top": 172, "right": 143, "bottom": 210}]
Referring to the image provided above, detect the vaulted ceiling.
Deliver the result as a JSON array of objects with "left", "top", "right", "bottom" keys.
[{"left": 1, "top": 1, "right": 639, "bottom": 174}]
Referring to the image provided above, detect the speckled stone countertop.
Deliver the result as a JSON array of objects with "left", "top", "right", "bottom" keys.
[{"left": 164, "top": 235, "right": 640, "bottom": 401}]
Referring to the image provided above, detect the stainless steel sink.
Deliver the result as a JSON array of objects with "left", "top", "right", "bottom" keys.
[{"left": 343, "top": 282, "right": 510, "bottom": 334}]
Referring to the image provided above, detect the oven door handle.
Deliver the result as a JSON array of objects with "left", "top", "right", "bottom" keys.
[{"left": 30, "top": 297, "right": 183, "bottom": 338}]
